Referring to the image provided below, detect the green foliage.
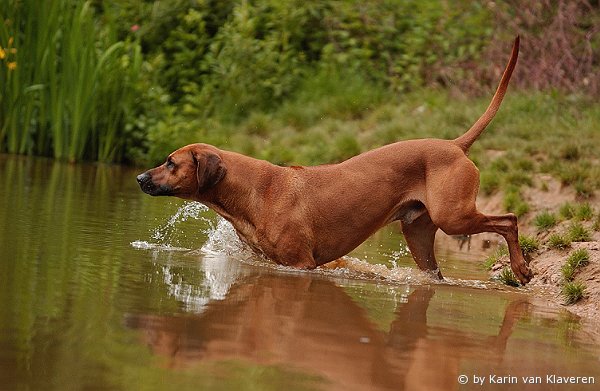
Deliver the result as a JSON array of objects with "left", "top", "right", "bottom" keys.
[
  {"left": 533, "top": 211, "right": 557, "bottom": 231},
  {"left": 0, "top": 0, "right": 142, "bottom": 162},
  {"left": 562, "top": 281, "right": 586, "bottom": 305},
  {"left": 547, "top": 234, "right": 571, "bottom": 250}
]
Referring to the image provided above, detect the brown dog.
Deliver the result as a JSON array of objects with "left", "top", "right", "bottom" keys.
[{"left": 137, "top": 37, "right": 533, "bottom": 284}]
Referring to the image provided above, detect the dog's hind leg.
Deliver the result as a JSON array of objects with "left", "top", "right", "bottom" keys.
[
  {"left": 432, "top": 207, "right": 532, "bottom": 284},
  {"left": 401, "top": 211, "right": 442, "bottom": 279}
]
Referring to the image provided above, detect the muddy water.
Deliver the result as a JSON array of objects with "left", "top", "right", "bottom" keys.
[{"left": 1, "top": 155, "right": 599, "bottom": 391}]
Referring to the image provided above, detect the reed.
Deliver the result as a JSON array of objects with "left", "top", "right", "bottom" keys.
[{"left": 0, "top": 0, "right": 141, "bottom": 162}]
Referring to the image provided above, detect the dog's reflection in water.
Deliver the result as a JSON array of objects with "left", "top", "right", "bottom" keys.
[{"left": 125, "top": 270, "right": 531, "bottom": 391}]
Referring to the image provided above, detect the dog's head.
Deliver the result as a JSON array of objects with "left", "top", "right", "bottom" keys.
[{"left": 137, "top": 144, "right": 227, "bottom": 199}]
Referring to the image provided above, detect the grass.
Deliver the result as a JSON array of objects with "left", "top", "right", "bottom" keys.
[
  {"left": 547, "top": 233, "right": 571, "bottom": 250},
  {"left": 503, "top": 187, "right": 530, "bottom": 217},
  {"left": 483, "top": 245, "right": 509, "bottom": 270},
  {"left": 561, "top": 249, "right": 590, "bottom": 282},
  {"left": 0, "top": 0, "right": 141, "bottom": 162},
  {"left": 533, "top": 210, "right": 557, "bottom": 231},
  {"left": 559, "top": 202, "right": 576, "bottom": 220},
  {"left": 574, "top": 203, "right": 594, "bottom": 221},
  {"left": 560, "top": 249, "right": 590, "bottom": 305},
  {"left": 562, "top": 282, "right": 586, "bottom": 305},
  {"left": 567, "top": 222, "right": 592, "bottom": 242},
  {"left": 519, "top": 235, "right": 539, "bottom": 256},
  {"left": 498, "top": 267, "right": 520, "bottom": 287},
  {"left": 594, "top": 214, "right": 600, "bottom": 231}
]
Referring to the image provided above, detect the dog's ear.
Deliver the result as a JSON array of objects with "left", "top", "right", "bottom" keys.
[{"left": 193, "top": 151, "right": 227, "bottom": 192}]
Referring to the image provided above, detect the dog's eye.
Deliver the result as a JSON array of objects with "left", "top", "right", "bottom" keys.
[{"left": 166, "top": 159, "right": 175, "bottom": 169}]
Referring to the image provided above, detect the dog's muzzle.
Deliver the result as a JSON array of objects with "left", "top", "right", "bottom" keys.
[{"left": 136, "top": 172, "right": 173, "bottom": 196}]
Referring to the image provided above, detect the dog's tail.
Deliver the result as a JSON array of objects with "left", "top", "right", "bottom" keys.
[{"left": 454, "top": 36, "right": 519, "bottom": 152}]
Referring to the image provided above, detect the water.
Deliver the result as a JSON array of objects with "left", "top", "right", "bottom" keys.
[{"left": 1, "top": 155, "right": 599, "bottom": 390}]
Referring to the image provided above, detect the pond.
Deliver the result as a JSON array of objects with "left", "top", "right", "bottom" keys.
[{"left": 1, "top": 154, "right": 599, "bottom": 390}]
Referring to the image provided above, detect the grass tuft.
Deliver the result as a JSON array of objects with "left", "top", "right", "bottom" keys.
[
  {"left": 547, "top": 233, "right": 571, "bottom": 250},
  {"left": 559, "top": 202, "right": 576, "bottom": 220},
  {"left": 498, "top": 267, "right": 520, "bottom": 287},
  {"left": 567, "top": 222, "right": 592, "bottom": 242},
  {"left": 483, "top": 245, "right": 509, "bottom": 270},
  {"left": 575, "top": 203, "right": 594, "bottom": 221},
  {"left": 562, "top": 281, "right": 586, "bottom": 305},
  {"left": 533, "top": 210, "right": 557, "bottom": 231},
  {"left": 503, "top": 188, "right": 530, "bottom": 217},
  {"left": 519, "top": 235, "right": 539, "bottom": 256},
  {"left": 561, "top": 248, "right": 588, "bottom": 282}
]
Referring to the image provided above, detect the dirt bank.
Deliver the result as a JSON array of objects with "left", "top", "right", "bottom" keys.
[{"left": 478, "top": 177, "right": 600, "bottom": 323}]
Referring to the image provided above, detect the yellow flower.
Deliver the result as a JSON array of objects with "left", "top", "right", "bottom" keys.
[
  {"left": 0, "top": 47, "right": 5, "bottom": 59},
  {"left": 7, "top": 61, "right": 16, "bottom": 70}
]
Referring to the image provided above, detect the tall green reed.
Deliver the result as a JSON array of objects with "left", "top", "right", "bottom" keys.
[{"left": 0, "top": 0, "right": 141, "bottom": 162}]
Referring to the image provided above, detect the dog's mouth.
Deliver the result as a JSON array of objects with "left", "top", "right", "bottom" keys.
[{"left": 137, "top": 173, "right": 173, "bottom": 196}]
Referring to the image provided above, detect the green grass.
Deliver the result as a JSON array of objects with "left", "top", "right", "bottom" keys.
[
  {"left": 561, "top": 248, "right": 589, "bottom": 284},
  {"left": 503, "top": 188, "right": 530, "bottom": 217},
  {"left": 533, "top": 210, "right": 557, "bottom": 231},
  {"left": 547, "top": 233, "right": 571, "bottom": 250},
  {"left": 568, "top": 248, "right": 590, "bottom": 268},
  {"left": 0, "top": 0, "right": 141, "bottom": 162},
  {"left": 559, "top": 202, "right": 576, "bottom": 220},
  {"left": 593, "top": 214, "right": 600, "bottom": 231},
  {"left": 498, "top": 267, "right": 520, "bottom": 287},
  {"left": 483, "top": 245, "right": 509, "bottom": 270},
  {"left": 562, "top": 281, "right": 586, "bottom": 305},
  {"left": 519, "top": 235, "right": 539, "bottom": 256},
  {"left": 575, "top": 203, "right": 594, "bottom": 221},
  {"left": 567, "top": 222, "right": 592, "bottom": 242}
]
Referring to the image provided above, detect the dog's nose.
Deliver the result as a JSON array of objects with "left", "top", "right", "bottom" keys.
[{"left": 137, "top": 172, "right": 150, "bottom": 185}]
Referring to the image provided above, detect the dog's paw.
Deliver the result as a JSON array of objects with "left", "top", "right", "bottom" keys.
[{"left": 511, "top": 261, "right": 533, "bottom": 285}]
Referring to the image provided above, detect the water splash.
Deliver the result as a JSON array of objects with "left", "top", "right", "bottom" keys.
[
  {"left": 133, "top": 202, "right": 493, "bottom": 290},
  {"left": 131, "top": 201, "right": 215, "bottom": 251},
  {"left": 151, "top": 201, "right": 210, "bottom": 245},
  {"left": 200, "top": 217, "right": 248, "bottom": 256}
]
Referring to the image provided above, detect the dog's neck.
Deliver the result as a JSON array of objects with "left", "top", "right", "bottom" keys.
[{"left": 197, "top": 153, "right": 279, "bottom": 241}]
